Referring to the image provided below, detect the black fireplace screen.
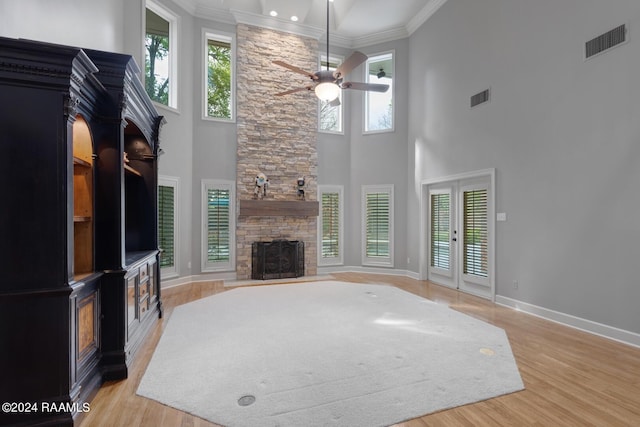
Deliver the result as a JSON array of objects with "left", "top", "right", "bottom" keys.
[{"left": 252, "top": 240, "right": 304, "bottom": 280}]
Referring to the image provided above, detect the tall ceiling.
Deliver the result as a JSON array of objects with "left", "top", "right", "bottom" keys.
[{"left": 171, "top": 0, "right": 448, "bottom": 47}]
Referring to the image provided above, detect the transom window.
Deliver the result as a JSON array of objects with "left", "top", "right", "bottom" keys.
[
  {"left": 364, "top": 52, "right": 394, "bottom": 133},
  {"left": 145, "top": 1, "right": 177, "bottom": 109},
  {"left": 204, "top": 31, "right": 234, "bottom": 121}
]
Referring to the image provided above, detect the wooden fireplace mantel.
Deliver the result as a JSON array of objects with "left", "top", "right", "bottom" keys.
[{"left": 239, "top": 199, "right": 319, "bottom": 217}]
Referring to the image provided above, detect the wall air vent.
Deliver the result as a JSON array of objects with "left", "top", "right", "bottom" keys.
[
  {"left": 470, "top": 89, "right": 490, "bottom": 108},
  {"left": 585, "top": 24, "right": 627, "bottom": 59}
]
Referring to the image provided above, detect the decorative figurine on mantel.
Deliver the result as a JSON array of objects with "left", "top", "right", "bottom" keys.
[
  {"left": 254, "top": 173, "right": 269, "bottom": 199},
  {"left": 296, "top": 177, "right": 306, "bottom": 200}
]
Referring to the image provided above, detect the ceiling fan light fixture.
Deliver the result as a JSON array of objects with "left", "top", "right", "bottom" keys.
[{"left": 315, "top": 82, "right": 340, "bottom": 101}]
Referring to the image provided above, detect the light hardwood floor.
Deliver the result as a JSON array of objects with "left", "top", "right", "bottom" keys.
[{"left": 81, "top": 273, "right": 640, "bottom": 426}]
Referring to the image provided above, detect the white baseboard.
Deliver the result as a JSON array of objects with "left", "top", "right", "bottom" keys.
[
  {"left": 495, "top": 295, "right": 640, "bottom": 349},
  {"left": 161, "top": 269, "right": 639, "bottom": 350},
  {"left": 161, "top": 271, "right": 237, "bottom": 289},
  {"left": 318, "top": 265, "right": 420, "bottom": 280}
]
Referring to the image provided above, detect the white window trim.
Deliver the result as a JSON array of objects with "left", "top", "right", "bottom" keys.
[
  {"left": 201, "top": 179, "right": 236, "bottom": 273},
  {"left": 363, "top": 50, "right": 395, "bottom": 135},
  {"left": 318, "top": 185, "right": 344, "bottom": 267},
  {"left": 145, "top": 0, "right": 179, "bottom": 110},
  {"left": 318, "top": 54, "right": 344, "bottom": 135},
  {"left": 202, "top": 28, "right": 236, "bottom": 123},
  {"left": 361, "top": 184, "right": 394, "bottom": 268},
  {"left": 158, "top": 175, "right": 179, "bottom": 279}
]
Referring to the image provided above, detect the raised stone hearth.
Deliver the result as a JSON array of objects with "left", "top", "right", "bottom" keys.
[{"left": 235, "top": 24, "right": 318, "bottom": 280}]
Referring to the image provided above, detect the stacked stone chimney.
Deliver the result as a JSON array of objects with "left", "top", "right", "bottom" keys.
[{"left": 235, "top": 24, "right": 319, "bottom": 279}]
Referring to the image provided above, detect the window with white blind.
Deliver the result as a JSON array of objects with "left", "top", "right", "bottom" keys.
[
  {"left": 318, "top": 186, "right": 344, "bottom": 266},
  {"left": 430, "top": 191, "right": 451, "bottom": 272},
  {"left": 463, "top": 188, "right": 488, "bottom": 278},
  {"left": 201, "top": 180, "right": 235, "bottom": 272},
  {"left": 158, "top": 176, "right": 179, "bottom": 278},
  {"left": 362, "top": 185, "right": 394, "bottom": 267}
]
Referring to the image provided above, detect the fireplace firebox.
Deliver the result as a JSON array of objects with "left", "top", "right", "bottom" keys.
[{"left": 252, "top": 240, "right": 304, "bottom": 280}]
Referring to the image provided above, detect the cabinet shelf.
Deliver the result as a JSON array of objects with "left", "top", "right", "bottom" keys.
[
  {"left": 124, "top": 164, "right": 142, "bottom": 177},
  {"left": 74, "top": 216, "right": 92, "bottom": 223},
  {"left": 73, "top": 157, "right": 92, "bottom": 168}
]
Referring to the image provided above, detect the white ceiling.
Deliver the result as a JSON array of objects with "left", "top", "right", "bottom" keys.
[{"left": 171, "top": 0, "right": 448, "bottom": 48}]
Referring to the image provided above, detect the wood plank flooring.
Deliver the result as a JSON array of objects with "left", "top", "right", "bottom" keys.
[{"left": 80, "top": 273, "right": 640, "bottom": 426}]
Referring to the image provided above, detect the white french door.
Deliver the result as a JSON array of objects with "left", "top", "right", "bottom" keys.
[{"left": 423, "top": 171, "right": 494, "bottom": 300}]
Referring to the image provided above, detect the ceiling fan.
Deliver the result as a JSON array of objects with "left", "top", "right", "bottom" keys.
[{"left": 273, "top": 0, "right": 389, "bottom": 105}]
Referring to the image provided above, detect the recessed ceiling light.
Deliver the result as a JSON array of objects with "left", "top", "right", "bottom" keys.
[
  {"left": 270, "top": 10, "right": 278, "bottom": 17},
  {"left": 290, "top": 15, "right": 298, "bottom": 22}
]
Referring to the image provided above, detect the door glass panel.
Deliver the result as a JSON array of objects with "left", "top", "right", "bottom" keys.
[
  {"left": 430, "top": 193, "right": 450, "bottom": 270},
  {"left": 463, "top": 189, "right": 488, "bottom": 278}
]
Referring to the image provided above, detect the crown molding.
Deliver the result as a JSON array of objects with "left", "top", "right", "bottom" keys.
[
  {"left": 350, "top": 27, "right": 411, "bottom": 49},
  {"left": 407, "top": 0, "right": 449, "bottom": 35},
  {"left": 230, "top": 9, "right": 325, "bottom": 39},
  {"left": 168, "top": 0, "right": 449, "bottom": 48},
  {"left": 170, "top": 0, "right": 197, "bottom": 16},
  {"left": 195, "top": 3, "right": 236, "bottom": 24}
]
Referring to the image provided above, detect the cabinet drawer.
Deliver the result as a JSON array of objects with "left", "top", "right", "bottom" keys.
[
  {"left": 139, "top": 264, "right": 148, "bottom": 283},
  {"left": 139, "top": 296, "right": 149, "bottom": 317},
  {"left": 139, "top": 281, "right": 149, "bottom": 299}
]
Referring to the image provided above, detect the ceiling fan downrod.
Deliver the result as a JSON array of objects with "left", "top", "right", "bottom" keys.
[{"left": 326, "top": 0, "right": 330, "bottom": 71}]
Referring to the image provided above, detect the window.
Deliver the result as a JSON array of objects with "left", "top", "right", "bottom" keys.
[
  {"left": 158, "top": 176, "right": 179, "bottom": 278},
  {"left": 204, "top": 31, "right": 234, "bottom": 121},
  {"left": 201, "top": 180, "right": 235, "bottom": 272},
  {"left": 430, "top": 191, "right": 451, "bottom": 272},
  {"left": 362, "top": 185, "right": 394, "bottom": 267},
  {"left": 364, "top": 51, "right": 394, "bottom": 133},
  {"left": 463, "top": 188, "right": 488, "bottom": 278},
  {"left": 319, "top": 55, "right": 343, "bottom": 133},
  {"left": 145, "top": 1, "right": 177, "bottom": 108},
  {"left": 318, "top": 186, "right": 344, "bottom": 266}
]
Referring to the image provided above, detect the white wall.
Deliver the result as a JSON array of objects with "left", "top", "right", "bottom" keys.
[
  {"left": 408, "top": 0, "right": 640, "bottom": 334},
  {"left": 318, "top": 40, "right": 410, "bottom": 272},
  {"left": 0, "top": 0, "right": 125, "bottom": 52}
]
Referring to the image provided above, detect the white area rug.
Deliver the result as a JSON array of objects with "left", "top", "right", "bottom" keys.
[{"left": 137, "top": 281, "right": 524, "bottom": 427}]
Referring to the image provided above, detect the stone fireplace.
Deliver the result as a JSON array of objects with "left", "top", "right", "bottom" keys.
[
  {"left": 235, "top": 24, "right": 319, "bottom": 280},
  {"left": 252, "top": 240, "right": 305, "bottom": 280}
]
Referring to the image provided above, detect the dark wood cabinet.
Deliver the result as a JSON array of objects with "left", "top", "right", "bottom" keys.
[
  {"left": 83, "top": 49, "right": 165, "bottom": 382},
  {"left": 0, "top": 37, "right": 163, "bottom": 426}
]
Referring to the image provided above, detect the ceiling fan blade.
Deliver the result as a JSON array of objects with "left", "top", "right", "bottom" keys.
[
  {"left": 275, "top": 86, "right": 313, "bottom": 96},
  {"left": 341, "top": 82, "right": 389, "bottom": 92},
  {"left": 273, "top": 60, "right": 318, "bottom": 80},
  {"left": 328, "top": 97, "right": 341, "bottom": 107},
  {"left": 334, "top": 51, "right": 368, "bottom": 79}
]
